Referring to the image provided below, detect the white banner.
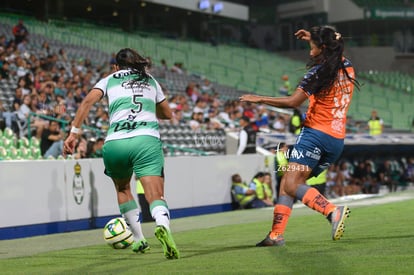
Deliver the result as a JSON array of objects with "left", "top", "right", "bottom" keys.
[{"left": 0, "top": 154, "right": 268, "bottom": 229}]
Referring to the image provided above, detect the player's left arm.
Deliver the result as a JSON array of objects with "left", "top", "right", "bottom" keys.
[
  {"left": 240, "top": 88, "right": 307, "bottom": 108},
  {"left": 156, "top": 99, "right": 172, "bottom": 119}
]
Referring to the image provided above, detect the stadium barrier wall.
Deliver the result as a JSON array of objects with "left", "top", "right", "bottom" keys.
[{"left": 0, "top": 154, "right": 269, "bottom": 240}]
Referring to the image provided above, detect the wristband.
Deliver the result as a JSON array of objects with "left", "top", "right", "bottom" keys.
[{"left": 70, "top": 126, "right": 81, "bottom": 134}]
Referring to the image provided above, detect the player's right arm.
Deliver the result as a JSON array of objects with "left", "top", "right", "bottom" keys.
[
  {"left": 294, "top": 29, "right": 311, "bottom": 41},
  {"left": 64, "top": 88, "right": 103, "bottom": 155},
  {"left": 239, "top": 88, "right": 307, "bottom": 109}
]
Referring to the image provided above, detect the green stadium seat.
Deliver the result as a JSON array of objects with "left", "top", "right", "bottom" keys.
[{"left": 1, "top": 13, "right": 410, "bottom": 131}]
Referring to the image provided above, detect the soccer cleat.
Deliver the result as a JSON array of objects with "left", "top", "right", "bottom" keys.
[
  {"left": 256, "top": 233, "right": 285, "bottom": 247},
  {"left": 132, "top": 239, "right": 150, "bottom": 253},
  {"left": 330, "top": 205, "right": 350, "bottom": 241},
  {"left": 154, "top": 225, "right": 180, "bottom": 259}
]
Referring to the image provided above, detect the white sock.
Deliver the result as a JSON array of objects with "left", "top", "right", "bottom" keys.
[
  {"left": 151, "top": 205, "right": 170, "bottom": 230},
  {"left": 123, "top": 209, "right": 145, "bottom": 242}
]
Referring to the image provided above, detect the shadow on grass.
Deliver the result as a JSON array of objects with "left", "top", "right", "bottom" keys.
[
  {"left": 182, "top": 244, "right": 257, "bottom": 259},
  {"left": 349, "top": 234, "right": 414, "bottom": 241}
]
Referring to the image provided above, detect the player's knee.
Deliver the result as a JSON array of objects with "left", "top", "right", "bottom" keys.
[{"left": 282, "top": 174, "right": 308, "bottom": 196}]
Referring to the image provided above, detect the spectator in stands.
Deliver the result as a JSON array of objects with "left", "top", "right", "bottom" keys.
[
  {"left": 193, "top": 98, "right": 207, "bottom": 114},
  {"left": 336, "top": 161, "right": 355, "bottom": 195},
  {"left": 52, "top": 100, "right": 71, "bottom": 123},
  {"left": 206, "top": 108, "right": 224, "bottom": 130},
  {"left": 361, "top": 161, "right": 379, "bottom": 194},
  {"left": 249, "top": 172, "right": 274, "bottom": 207},
  {"left": 240, "top": 25, "right": 359, "bottom": 247},
  {"left": 170, "top": 105, "right": 185, "bottom": 125},
  {"left": 289, "top": 108, "right": 303, "bottom": 135},
  {"left": 210, "top": 91, "right": 222, "bottom": 108},
  {"left": 17, "top": 76, "right": 32, "bottom": 96},
  {"left": 170, "top": 62, "right": 184, "bottom": 74},
  {"left": 15, "top": 56, "right": 30, "bottom": 78},
  {"left": 218, "top": 102, "right": 235, "bottom": 128},
  {"left": 16, "top": 94, "right": 32, "bottom": 121},
  {"left": 377, "top": 160, "right": 400, "bottom": 193},
  {"left": 402, "top": 157, "right": 414, "bottom": 185},
  {"left": 207, "top": 117, "right": 224, "bottom": 130},
  {"left": 231, "top": 173, "right": 266, "bottom": 209},
  {"left": 326, "top": 164, "right": 339, "bottom": 198},
  {"left": 368, "top": 109, "right": 383, "bottom": 136},
  {"left": 64, "top": 89, "right": 77, "bottom": 114},
  {"left": 255, "top": 105, "right": 269, "bottom": 129},
  {"left": 41, "top": 41, "right": 51, "bottom": 57},
  {"left": 40, "top": 81, "right": 57, "bottom": 103},
  {"left": 72, "top": 133, "right": 88, "bottom": 159},
  {"left": 73, "top": 86, "right": 85, "bottom": 107},
  {"left": 58, "top": 48, "right": 68, "bottom": 62},
  {"left": 63, "top": 48, "right": 179, "bottom": 259},
  {"left": 0, "top": 99, "right": 14, "bottom": 130},
  {"left": 279, "top": 75, "right": 292, "bottom": 96},
  {"left": 272, "top": 115, "right": 286, "bottom": 133},
  {"left": 185, "top": 81, "right": 199, "bottom": 103},
  {"left": 176, "top": 101, "right": 189, "bottom": 121},
  {"left": 41, "top": 120, "right": 64, "bottom": 158},
  {"left": 0, "top": 60, "right": 11, "bottom": 79},
  {"left": 86, "top": 137, "right": 104, "bottom": 158},
  {"left": 230, "top": 108, "right": 242, "bottom": 127},
  {"left": 0, "top": 34, "right": 7, "bottom": 48},
  {"left": 95, "top": 111, "right": 110, "bottom": 132},
  {"left": 236, "top": 116, "right": 256, "bottom": 155},
  {"left": 200, "top": 78, "right": 214, "bottom": 93},
  {"left": 189, "top": 111, "right": 204, "bottom": 131},
  {"left": 241, "top": 101, "right": 255, "bottom": 121},
  {"left": 160, "top": 59, "right": 168, "bottom": 71},
  {"left": 352, "top": 161, "right": 366, "bottom": 193},
  {"left": 109, "top": 52, "right": 117, "bottom": 66},
  {"left": 12, "top": 87, "right": 23, "bottom": 111},
  {"left": 12, "top": 19, "right": 29, "bottom": 45},
  {"left": 17, "top": 38, "right": 29, "bottom": 54}
]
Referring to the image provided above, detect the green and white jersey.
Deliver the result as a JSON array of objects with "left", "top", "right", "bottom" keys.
[{"left": 94, "top": 69, "right": 166, "bottom": 142}]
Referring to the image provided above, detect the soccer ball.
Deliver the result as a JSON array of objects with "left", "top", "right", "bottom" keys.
[{"left": 103, "top": 217, "right": 134, "bottom": 249}]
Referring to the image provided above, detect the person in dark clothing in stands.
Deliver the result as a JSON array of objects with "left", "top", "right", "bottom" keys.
[{"left": 237, "top": 116, "right": 257, "bottom": 155}]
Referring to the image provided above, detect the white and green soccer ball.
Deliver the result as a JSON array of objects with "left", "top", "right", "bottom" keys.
[{"left": 103, "top": 217, "right": 134, "bottom": 249}]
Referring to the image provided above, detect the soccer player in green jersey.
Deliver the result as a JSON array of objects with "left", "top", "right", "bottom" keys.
[{"left": 64, "top": 48, "right": 179, "bottom": 259}]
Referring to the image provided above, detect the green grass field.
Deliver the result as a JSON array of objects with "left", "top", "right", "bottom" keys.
[{"left": 1, "top": 193, "right": 414, "bottom": 275}]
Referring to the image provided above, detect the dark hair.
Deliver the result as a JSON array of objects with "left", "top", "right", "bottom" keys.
[
  {"left": 115, "top": 48, "right": 150, "bottom": 87},
  {"left": 240, "top": 116, "right": 250, "bottom": 122},
  {"left": 307, "top": 25, "right": 359, "bottom": 95},
  {"left": 231, "top": 174, "right": 240, "bottom": 182},
  {"left": 254, "top": 172, "right": 265, "bottom": 179}
]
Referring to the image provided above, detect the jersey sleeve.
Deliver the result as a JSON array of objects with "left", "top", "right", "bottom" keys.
[
  {"left": 297, "top": 65, "right": 323, "bottom": 96},
  {"left": 93, "top": 75, "right": 109, "bottom": 96},
  {"left": 154, "top": 78, "right": 166, "bottom": 103}
]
